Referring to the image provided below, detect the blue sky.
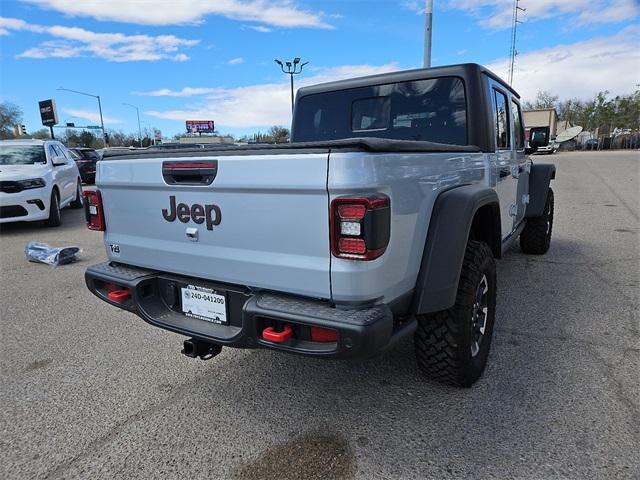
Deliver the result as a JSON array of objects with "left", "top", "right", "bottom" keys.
[{"left": 1, "top": 0, "right": 638, "bottom": 139}]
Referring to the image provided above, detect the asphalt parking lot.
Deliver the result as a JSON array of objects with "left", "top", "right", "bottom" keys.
[{"left": 0, "top": 151, "right": 638, "bottom": 480}]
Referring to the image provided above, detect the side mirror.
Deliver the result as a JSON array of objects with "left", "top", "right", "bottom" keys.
[
  {"left": 52, "top": 155, "right": 67, "bottom": 166},
  {"left": 526, "top": 126, "right": 550, "bottom": 154}
]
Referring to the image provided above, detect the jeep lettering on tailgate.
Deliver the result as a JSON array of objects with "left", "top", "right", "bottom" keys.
[{"left": 162, "top": 196, "right": 221, "bottom": 230}]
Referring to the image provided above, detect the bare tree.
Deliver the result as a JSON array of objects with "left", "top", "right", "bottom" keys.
[
  {"left": 523, "top": 91, "right": 559, "bottom": 110},
  {"left": 0, "top": 102, "right": 23, "bottom": 139},
  {"left": 268, "top": 125, "right": 290, "bottom": 143}
]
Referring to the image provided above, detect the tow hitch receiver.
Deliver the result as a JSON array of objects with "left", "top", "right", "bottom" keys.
[
  {"left": 262, "top": 324, "right": 293, "bottom": 343},
  {"left": 182, "top": 338, "right": 223, "bottom": 360}
]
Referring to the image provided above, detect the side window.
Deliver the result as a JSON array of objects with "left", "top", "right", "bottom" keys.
[
  {"left": 48, "top": 145, "right": 57, "bottom": 161},
  {"left": 511, "top": 101, "right": 524, "bottom": 149},
  {"left": 53, "top": 145, "right": 67, "bottom": 161},
  {"left": 493, "top": 89, "right": 510, "bottom": 150}
]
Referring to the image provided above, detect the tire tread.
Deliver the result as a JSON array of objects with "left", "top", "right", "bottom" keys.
[{"left": 414, "top": 240, "right": 495, "bottom": 387}]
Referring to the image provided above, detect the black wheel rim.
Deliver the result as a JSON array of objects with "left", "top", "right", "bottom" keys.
[{"left": 471, "top": 274, "right": 489, "bottom": 357}]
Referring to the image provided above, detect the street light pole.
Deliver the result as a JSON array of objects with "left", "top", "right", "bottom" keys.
[
  {"left": 275, "top": 58, "right": 309, "bottom": 113},
  {"left": 57, "top": 87, "right": 107, "bottom": 147},
  {"left": 423, "top": 0, "right": 433, "bottom": 68},
  {"left": 96, "top": 95, "right": 106, "bottom": 146},
  {"left": 123, "top": 103, "right": 142, "bottom": 147}
]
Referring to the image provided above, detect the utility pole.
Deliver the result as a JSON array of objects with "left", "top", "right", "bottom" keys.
[
  {"left": 275, "top": 58, "right": 308, "bottom": 113},
  {"left": 508, "top": 0, "right": 526, "bottom": 85},
  {"left": 123, "top": 103, "right": 143, "bottom": 147},
  {"left": 423, "top": 0, "right": 433, "bottom": 68}
]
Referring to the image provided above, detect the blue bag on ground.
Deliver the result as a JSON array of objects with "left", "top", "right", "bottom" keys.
[{"left": 25, "top": 242, "right": 81, "bottom": 266}]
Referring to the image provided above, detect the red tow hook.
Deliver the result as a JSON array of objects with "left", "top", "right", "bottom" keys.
[
  {"left": 107, "top": 289, "right": 131, "bottom": 303},
  {"left": 262, "top": 324, "right": 293, "bottom": 343}
]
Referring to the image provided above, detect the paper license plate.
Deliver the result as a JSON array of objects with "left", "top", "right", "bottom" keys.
[{"left": 181, "top": 285, "right": 227, "bottom": 325}]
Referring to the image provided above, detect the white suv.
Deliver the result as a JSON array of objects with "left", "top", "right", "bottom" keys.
[{"left": 0, "top": 139, "right": 83, "bottom": 227}]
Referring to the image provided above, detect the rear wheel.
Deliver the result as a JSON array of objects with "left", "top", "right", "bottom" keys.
[
  {"left": 520, "top": 188, "right": 554, "bottom": 254},
  {"left": 45, "top": 189, "right": 61, "bottom": 227},
  {"left": 414, "top": 240, "right": 497, "bottom": 387},
  {"left": 70, "top": 180, "right": 83, "bottom": 209}
]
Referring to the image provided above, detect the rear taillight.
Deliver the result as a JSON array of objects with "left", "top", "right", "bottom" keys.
[
  {"left": 330, "top": 194, "right": 390, "bottom": 260},
  {"left": 83, "top": 189, "right": 105, "bottom": 231}
]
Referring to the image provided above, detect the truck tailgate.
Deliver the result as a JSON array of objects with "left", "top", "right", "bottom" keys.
[{"left": 97, "top": 152, "right": 331, "bottom": 299}]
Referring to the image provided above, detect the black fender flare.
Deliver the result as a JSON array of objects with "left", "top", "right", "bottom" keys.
[
  {"left": 412, "top": 184, "right": 501, "bottom": 315},
  {"left": 526, "top": 163, "right": 556, "bottom": 218}
]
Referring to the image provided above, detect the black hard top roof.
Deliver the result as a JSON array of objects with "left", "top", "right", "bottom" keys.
[{"left": 297, "top": 63, "right": 519, "bottom": 99}]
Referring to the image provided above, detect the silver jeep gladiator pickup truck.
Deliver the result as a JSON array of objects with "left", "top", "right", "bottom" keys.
[{"left": 85, "top": 63, "right": 555, "bottom": 387}]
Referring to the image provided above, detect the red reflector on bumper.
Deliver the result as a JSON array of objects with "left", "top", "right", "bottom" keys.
[
  {"left": 107, "top": 289, "right": 131, "bottom": 302},
  {"left": 262, "top": 325, "right": 293, "bottom": 343},
  {"left": 310, "top": 326, "right": 338, "bottom": 342}
]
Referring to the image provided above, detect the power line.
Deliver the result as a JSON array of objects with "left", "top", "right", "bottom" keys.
[{"left": 508, "top": 0, "right": 526, "bottom": 86}]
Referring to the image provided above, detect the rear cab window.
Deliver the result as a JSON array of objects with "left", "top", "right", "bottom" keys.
[{"left": 294, "top": 76, "right": 467, "bottom": 145}]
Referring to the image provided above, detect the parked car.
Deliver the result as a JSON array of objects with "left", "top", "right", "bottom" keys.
[
  {"left": 68, "top": 147, "right": 99, "bottom": 184},
  {"left": 535, "top": 138, "right": 557, "bottom": 154},
  {"left": 585, "top": 139, "right": 599, "bottom": 150},
  {"left": 0, "top": 139, "right": 83, "bottom": 226},
  {"left": 84, "top": 63, "right": 555, "bottom": 387}
]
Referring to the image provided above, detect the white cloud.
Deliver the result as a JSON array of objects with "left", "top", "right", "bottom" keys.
[
  {"left": 448, "top": 0, "right": 639, "bottom": 29},
  {"left": 228, "top": 57, "right": 244, "bottom": 65},
  {"left": 63, "top": 108, "right": 121, "bottom": 125},
  {"left": 141, "top": 63, "right": 400, "bottom": 128},
  {"left": 402, "top": 1, "right": 426, "bottom": 14},
  {"left": 24, "top": 0, "right": 332, "bottom": 28},
  {"left": 132, "top": 87, "right": 222, "bottom": 97},
  {"left": 487, "top": 25, "right": 639, "bottom": 101},
  {"left": 1, "top": 16, "right": 198, "bottom": 61},
  {"left": 248, "top": 25, "right": 272, "bottom": 33}
]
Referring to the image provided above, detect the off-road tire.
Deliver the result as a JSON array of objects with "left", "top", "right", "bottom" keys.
[
  {"left": 520, "top": 188, "right": 554, "bottom": 255},
  {"left": 414, "top": 240, "right": 497, "bottom": 387},
  {"left": 70, "top": 180, "right": 83, "bottom": 209},
  {"left": 45, "top": 189, "right": 61, "bottom": 227}
]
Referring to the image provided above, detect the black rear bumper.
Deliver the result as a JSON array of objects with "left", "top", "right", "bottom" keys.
[{"left": 85, "top": 262, "right": 396, "bottom": 359}]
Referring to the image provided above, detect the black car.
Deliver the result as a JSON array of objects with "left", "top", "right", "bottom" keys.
[
  {"left": 584, "top": 138, "right": 599, "bottom": 151},
  {"left": 68, "top": 148, "right": 99, "bottom": 184}
]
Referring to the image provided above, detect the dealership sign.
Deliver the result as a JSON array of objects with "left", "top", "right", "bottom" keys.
[
  {"left": 186, "top": 120, "right": 214, "bottom": 133},
  {"left": 39, "top": 99, "right": 58, "bottom": 127}
]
